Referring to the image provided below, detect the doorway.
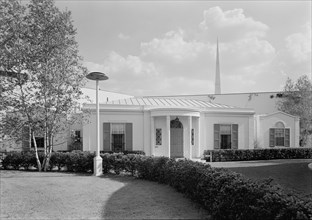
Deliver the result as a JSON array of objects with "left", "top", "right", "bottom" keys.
[{"left": 170, "top": 118, "right": 183, "bottom": 158}]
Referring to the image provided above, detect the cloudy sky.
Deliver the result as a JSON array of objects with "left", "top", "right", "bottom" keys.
[{"left": 56, "top": 0, "right": 311, "bottom": 96}]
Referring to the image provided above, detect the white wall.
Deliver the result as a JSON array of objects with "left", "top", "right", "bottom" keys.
[
  {"left": 204, "top": 113, "right": 254, "bottom": 150},
  {"left": 154, "top": 116, "right": 168, "bottom": 157},
  {"left": 257, "top": 113, "right": 299, "bottom": 148},
  {"left": 83, "top": 110, "right": 145, "bottom": 152}
]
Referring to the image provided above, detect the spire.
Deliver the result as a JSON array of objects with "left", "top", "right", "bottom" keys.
[{"left": 215, "top": 38, "right": 221, "bottom": 94}]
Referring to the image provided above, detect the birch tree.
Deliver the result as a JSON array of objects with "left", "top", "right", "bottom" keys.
[{"left": 0, "top": 0, "right": 88, "bottom": 171}]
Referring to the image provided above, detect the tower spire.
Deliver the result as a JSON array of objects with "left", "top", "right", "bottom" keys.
[{"left": 215, "top": 37, "right": 221, "bottom": 94}]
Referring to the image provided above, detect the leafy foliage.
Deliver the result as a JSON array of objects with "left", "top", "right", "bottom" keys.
[
  {"left": 277, "top": 75, "right": 312, "bottom": 146},
  {"left": 0, "top": 0, "right": 88, "bottom": 171}
]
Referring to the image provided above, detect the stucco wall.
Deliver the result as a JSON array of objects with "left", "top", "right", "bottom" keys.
[
  {"left": 257, "top": 113, "right": 299, "bottom": 148},
  {"left": 204, "top": 113, "right": 254, "bottom": 150},
  {"left": 83, "top": 110, "right": 145, "bottom": 152}
]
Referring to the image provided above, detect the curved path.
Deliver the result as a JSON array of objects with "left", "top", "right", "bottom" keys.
[{"left": 0, "top": 171, "right": 208, "bottom": 219}]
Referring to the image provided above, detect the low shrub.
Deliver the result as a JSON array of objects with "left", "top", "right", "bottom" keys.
[
  {"left": 135, "top": 157, "right": 312, "bottom": 220},
  {"left": 204, "top": 148, "right": 312, "bottom": 162}
]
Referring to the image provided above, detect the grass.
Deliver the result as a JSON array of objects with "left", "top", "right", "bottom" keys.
[
  {"left": 0, "top": 170, "right": 208, "bottom": 220},
  {"left": 227, "top": 162, "right": 312, "bottom": 196}
]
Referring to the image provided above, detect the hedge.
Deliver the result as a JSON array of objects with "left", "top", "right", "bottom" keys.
[
  {"left": 1, "top": 151, "right": 311, "bottom": 219},
  {"left": 204, "top": 148, "right": 312, "bottom": 162},
  {"left": 135, "top": 157, "right": 312, "bottom": 220},
  {"left": 0, "top": 151, "right": 143, "bottom": 173}
]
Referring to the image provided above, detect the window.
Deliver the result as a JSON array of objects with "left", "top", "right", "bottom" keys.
[
  {"left": 74, "top": 130, "right": 81, "bottom": 142},
  {"left": 31, "top": 137, "right": 44, "bottom": 148},
  {"left": 269, "top": 122, "right": 290, "bottom": 147},
  {"left": 214, "top": 124, "right": 238, "bottom": 149},
  {"left": 111, "top": 123, "right": 125, "bottom": 152},
  {"left": 275, "top": 128, "right": 285, "bottom": 146},
  {"left": 156, "top": 128, "right": 162, "bottom": 145},
  {"left": 103, "top": 123, "right": 133, "bottom": 152},
  {"left": 191, "top": 128, "right": 194, "bottom": 145}
]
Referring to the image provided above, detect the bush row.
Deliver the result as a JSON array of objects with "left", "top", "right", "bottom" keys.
[
  {"left": 1, "top": 151, "right": 311, "bottom": 219},
  {"left": 0, "top": 151, "right": 95, "bottom": 172},
  {"left": 135, "top": 157, "right": 312, "bottom": 220},
  {"left": 204, "top": 148, "right": 312, "bottom": 162},
  {"left": 0, "top": 151, "right": 144, "bottom": 174}
]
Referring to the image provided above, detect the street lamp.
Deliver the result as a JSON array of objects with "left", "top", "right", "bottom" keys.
[{"left": 86, "top": 71, "right": 108, "bottom": 176}]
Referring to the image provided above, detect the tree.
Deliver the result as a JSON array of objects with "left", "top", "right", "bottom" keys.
[
  {"left": 277, "top": 75, "right": 312, "bottom": 147},
  {"left": 0, "top": 0, "right": 88, "bottom": 171}
]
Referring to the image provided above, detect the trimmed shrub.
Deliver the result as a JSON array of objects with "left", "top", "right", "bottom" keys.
[
  {"left": 65, "top": 151, "right": 94, "bottom": 172},
  {"left": 135, "top": 157, "right": 312, "bottom": 220},
  {"left": 204, "top": 148, "right": 312, "bottom": 162}
]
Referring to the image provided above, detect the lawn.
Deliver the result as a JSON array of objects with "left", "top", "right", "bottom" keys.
[
  {"left": 227, "top": 160, "right": 312, "bottom": 196},
  {"left": 0, "top": 170, "right": 208, "bottom": 220}
]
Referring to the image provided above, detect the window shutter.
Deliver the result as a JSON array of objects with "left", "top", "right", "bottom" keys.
[
  {"left": 269, "top": 128, "right": 275, "bottom": 147},
  {"left": 125, "top": 123, "right": 133, "bottom": 151},
  {"left": 103, "top": 123, "right": 111, "bottom": 151},
  {"left": 232, "top": 124, "right": 238, "bottom": 149},
  {"left": 214, "top": 124, "right": 220, "bottom": 149},
  {"left": 285, "top": 128, "right": 290, "bottom": 147}
]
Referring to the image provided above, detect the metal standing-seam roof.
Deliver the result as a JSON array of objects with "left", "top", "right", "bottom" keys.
[{"left": 105, "top": 97, "right": 236, "bottom": 109}]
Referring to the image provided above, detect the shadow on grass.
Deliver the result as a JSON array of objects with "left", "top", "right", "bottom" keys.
[{"left": 100, "top": 174, "right": 210, "bottom": 220}]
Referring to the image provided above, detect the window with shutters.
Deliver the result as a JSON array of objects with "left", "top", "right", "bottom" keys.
[
  {"left": 214, "top": 124, "right": 238, "bottom": 149},
  {"left": 269, "top": 122, "right": 290, "bottom": 147},
  {"left": 156, "top": 128, "right": 162, "bottom": 145},
  {"left": 103, "top": 123, "right": 133, "bottom": 152}
]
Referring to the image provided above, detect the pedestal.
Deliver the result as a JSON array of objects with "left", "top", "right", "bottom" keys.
[{"left": 93, "top": 156, "right": 103, "bottom": 176}]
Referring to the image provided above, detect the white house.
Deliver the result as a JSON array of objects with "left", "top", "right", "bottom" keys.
[{"left": 81, "top": 97, "right": 300, "bottom": 158}]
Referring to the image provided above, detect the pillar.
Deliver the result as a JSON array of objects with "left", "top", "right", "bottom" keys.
[
  {"left": 188, "top": 116, "right": 192, "bottom": 159},
  {"left": 166, "top": 115, "right": 171, "bottom": 158},
  {"left": 197, "top": 117, "right": 201, "bottom": 158},
  {"left": 150, "top": 116, "right": 155, "bottom": 156}
]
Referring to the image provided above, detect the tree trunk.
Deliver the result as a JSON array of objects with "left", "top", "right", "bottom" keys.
[
  {"left": 32, "top": 131, "right": 42, "bottom": 172},
  {"left": 43, "top": 134, "right": 53, "bottom": 171}
]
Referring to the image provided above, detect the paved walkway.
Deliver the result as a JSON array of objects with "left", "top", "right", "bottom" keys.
[{"left": 0, "top": 171, "right": 208, "bottom": 220}]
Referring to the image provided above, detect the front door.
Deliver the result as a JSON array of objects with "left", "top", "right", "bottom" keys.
[{"left": 170, "top": 118, "right": 183, "bottom": 158}]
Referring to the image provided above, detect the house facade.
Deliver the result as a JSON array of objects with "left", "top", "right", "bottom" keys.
[{"left": 81, "top": 97, "right": 300, "bottom": 158}]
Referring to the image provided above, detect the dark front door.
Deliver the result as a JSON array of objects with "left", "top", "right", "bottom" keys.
[
  {"left": 221, "top": 134, "right": 231, "bottom": 149},
  {"left": 170, "top": 118, "right": 183, "bottom": 158},
  {"left": 170, "top": 128, "right": 183, "bottom": 157},
  {"left": 112, "top": 134, "right": 124, "bottom": 152}
]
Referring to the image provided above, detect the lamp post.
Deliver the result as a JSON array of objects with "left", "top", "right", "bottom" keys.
[{"left": 86, "top": 72, "right": 108, "bottom": 176}]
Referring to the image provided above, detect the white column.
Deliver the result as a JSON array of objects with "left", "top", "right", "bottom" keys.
[
  {"left": 197, "top": 117, "right": 201, "bottom": 158},
  {"left": 150, "top": 116, "right": 155, "bottom": 156},
  {"left": 188, "top": 116, "right": 192, "bottom": 159},
  {"left": 166, "top": 115, "right": 171, "bottom": 158},
  {"left": 94, "top": 79, "right": 103, "bottom": 176}
]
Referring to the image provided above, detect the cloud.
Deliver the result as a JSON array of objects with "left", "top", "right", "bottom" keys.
[
  {"left": 199, "top": 6, "right": 269, "bottom": 41},
  {"left": 270, "top": 22, "right": 311, "bottom": 78},
  {"left": 141, "top": 29, "right": 209, "bottom": 63},
  {"left": 117, "top": 33, "right": 130, "bottom": 40},
  {"left": 285, "top": 22, "right": 311, "bottom": 63},
  {"left": 83, "top": 6, "right": 309, "bottom": 96}
]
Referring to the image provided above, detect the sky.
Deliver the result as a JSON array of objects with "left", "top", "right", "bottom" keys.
[{"left": 55, "top": 0, "right": 311, "bottom": 96}]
